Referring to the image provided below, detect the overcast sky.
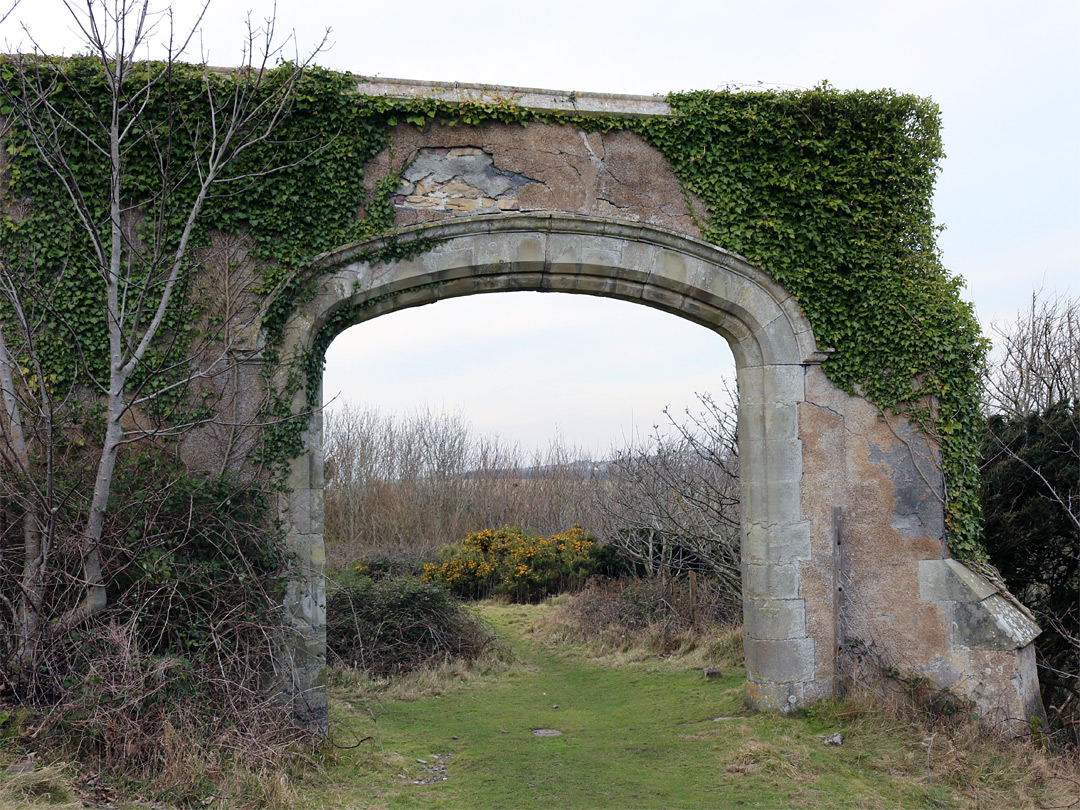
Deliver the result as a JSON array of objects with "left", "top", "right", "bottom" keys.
[{"left": 5, "top": 0, "right": 1077, "bottom": 455}]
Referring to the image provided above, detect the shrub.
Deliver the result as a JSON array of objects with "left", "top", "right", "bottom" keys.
[
  {"left": 566, "top": 576, "right": 740, "bottom": 635},
  {"left": 326, "top": 574, "right": 494, "bottom": 674},
  {"left": 350, "top": 549, "right": 434, "bottom": 580},
  {"left": 0, "top": 448, "right": 306, "bottom": 805},
  {"left": 422, "top": 525, "right": 600, "bottom": 602}
]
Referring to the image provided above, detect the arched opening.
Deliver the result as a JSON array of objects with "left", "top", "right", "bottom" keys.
[
  {"left": 323, "top": 291, "right": 736, "bottom": 456},
  {"left": 320, "top": 289, "right": 738, "bottom": 586},
  {"left": 277, "top": 214, "right": 832, "bottom": 723}
]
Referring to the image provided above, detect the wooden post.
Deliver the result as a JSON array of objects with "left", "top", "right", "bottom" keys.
[{"left": 689, "top": 569, "right": 698, "bottom": 626}]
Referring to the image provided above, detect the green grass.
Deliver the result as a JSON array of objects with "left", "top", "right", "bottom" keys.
[
  {"left": 2, "top": 600, "right": 1073, "bottom": 809},
  {"left": 303, "top": 602, "right": 1069, "bottom": 810}
]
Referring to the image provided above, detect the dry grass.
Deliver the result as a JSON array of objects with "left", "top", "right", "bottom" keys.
[
  {"left": 0, "top": 752, "right": 306, "bottom": 810},
  {"left": 808, "top": 687, "right": 1080, "bottom": 810},
  {"left": 330, "top": 642, "right": 514, "bottom": 704},
  {"left": 537, "top": 612, "right": 743, "bottom": 671},
  {"left": 532, "top": 580, "right": 743, "bottom": 671},
  {"left": 0, "top": 622, "right": 318, "bottom": 810},
  {"left": 0, "top": 729, "right": 309, "bottom": 810},
  {"left": 726, "top": 740, "right": 812, "bottom": 779},
  {"left": 0, "top": 762, "right": 77, "bottom": 810}
]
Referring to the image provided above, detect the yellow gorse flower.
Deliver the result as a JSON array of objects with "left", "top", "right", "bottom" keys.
[{"left": 421, "top": 524, "right": 598, "bottom": 601}]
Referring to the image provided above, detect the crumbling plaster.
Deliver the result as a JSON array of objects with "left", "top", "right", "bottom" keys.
[{"left": 361, "top": 123, "right": 707, "bottom": 238}]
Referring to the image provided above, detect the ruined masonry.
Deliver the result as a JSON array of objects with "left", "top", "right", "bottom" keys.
[{"left": 212, "top": 78, "right": 1042, "bottom": 729}]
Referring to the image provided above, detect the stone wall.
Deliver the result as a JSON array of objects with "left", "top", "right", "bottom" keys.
[
  {"left": 799, "top": 365, "right": 1041, "bottom": 729},
  {"left": 271, "top": 207, "right": 1042, "bottom": 730}
]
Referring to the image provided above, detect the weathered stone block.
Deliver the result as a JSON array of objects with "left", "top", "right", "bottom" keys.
[
  {"left": 445, "top": 197, "right": 480, "bottom": 212},
  {"left": 640, "top": 283, "right": 686, "bottom": 312},
  {"left": 762, "top": 479, "right": 804, "bottom": 525},
  {"left": 918, "top": 558, "right": 996, "bottom": 603},
  {"left": 763, "top": 402, "right": 799, "bottom": 439},
  {"left": 404, "top": 194, "right": 440, "bottom": 208},
  {"left": 954, "top": 595, "right": 1041, "bottom": 651},
  {"left": 744, "top": 562, "right": 801, "bottom": 599},
  {"left": 743, "top": 597, "right": 807, "bottom": 640},
  {"left": 745, "top": 636, "right": 816, "bottom": 682},
  {"left": 744, "top": 521, "right": 813, "bottom": 563}
]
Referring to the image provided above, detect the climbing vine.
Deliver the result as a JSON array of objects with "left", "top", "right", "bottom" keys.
[
  {"left": 636, "top": 88, "right": 987, "bottom": 559},
  {"left": 0, "top": 60, "right": 987, "bottom": 558}
]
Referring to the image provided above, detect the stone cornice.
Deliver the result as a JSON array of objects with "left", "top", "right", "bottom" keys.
[{"left": 353, "top": 76, "right": 671, "bottom": 118}]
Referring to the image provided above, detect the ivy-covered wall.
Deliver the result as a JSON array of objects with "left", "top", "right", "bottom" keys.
[
  {"left": 0, "top": 61, "right": 986, "bottom": 559},
  {"left": 644, "top": 89, "right": 987, "bottom": 560}
]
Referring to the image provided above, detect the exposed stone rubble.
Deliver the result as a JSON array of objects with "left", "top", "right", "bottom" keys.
[{"left": 396, "top": 147, "right": 531, "bottom": 214}]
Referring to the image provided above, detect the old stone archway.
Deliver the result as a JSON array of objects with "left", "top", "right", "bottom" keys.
[
  {"left": 275, "top": 211, "right": 1040, "bottom": 728},
  {"left": 0, "top": 63, "right": 1046, "bottom": 741}
]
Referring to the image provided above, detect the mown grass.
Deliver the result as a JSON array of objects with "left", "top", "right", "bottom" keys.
[{"left": 302, "top": 601, "right": 1078, "bottom": 810}]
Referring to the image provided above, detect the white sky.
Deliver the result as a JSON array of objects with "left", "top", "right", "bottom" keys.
[{"left": 5, "top": 0, "right": 1077, "bottom": 455}]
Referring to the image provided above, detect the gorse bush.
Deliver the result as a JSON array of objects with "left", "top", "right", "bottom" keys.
[
  {"left": 422, "top": 525, "right": 600, "bottom": 602},
  {"left": 326, "top": 574, "right": 494, "bottom": 674}
]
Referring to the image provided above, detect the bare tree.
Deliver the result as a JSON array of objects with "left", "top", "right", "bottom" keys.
[
  {"left": 323, "top": 403, "right": 604, "bottom": 568},
  {"left": 984, "top": 290, "right": 1080, "bottom": 419},
  {"left": 321, "top": 388, "right": 741, "bottom": 592},
  {"left": 593, "top": 387, "right": 741, "bottom": 594},
  {"left": 0, "top": 0, "right": 324, "bottom": 666},
  {"left": 982, "top": 290, "right": 1079, "bottom": 535}
]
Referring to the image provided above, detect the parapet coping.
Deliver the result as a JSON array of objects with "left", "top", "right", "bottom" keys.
[{"left": 353, "top": 76, "right": 672, "bottom": 118}]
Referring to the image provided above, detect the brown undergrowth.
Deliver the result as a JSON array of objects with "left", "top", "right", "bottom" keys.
[
  {"left": 533, "top": 577, "right": 743, "bottom": 669},
  {"left": 329, "top": 643, "right": 514, "bottom": 705},
  {"left": 1, "top": 622, "right": 316, "bottom": 810}
]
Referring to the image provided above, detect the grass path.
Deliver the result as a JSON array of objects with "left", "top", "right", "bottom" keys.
[
  {"left": 0, "top": 603, "right": 1072, "bottom": 810},
  {"left": 304, "top": 601, "right": 1040, "bottom": 810}
]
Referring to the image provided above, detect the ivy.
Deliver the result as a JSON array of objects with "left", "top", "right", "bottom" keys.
[
  {"left": 0, "top": 62, "right": 988, "bottom": 559},
  {"left": 345, "top": 86, "right": 988, "bottom": 558},
  {"left": 631, "top": 87, "right": 987, "bottom": 558}
]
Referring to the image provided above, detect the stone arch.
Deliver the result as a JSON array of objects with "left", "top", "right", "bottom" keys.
[
  {"left": 275, "top": 212, "right": 1041, "bottom": 729},
  {"left": 277, "top": 212, "right": 830, "bottom": 721}
]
